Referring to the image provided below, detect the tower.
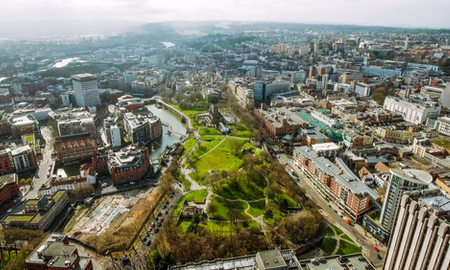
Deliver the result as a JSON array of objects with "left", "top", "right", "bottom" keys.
[
  {"left": 404, "top": 35, "right": 409, "bottom": 50},
  {"left": 71, "top": 73, "right": 100, "bottom": 107},
  {"left": 380, "top": 169, "right": 432, "bottom": 232}
]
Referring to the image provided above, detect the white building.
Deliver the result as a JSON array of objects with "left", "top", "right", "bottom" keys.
[
  {"left": 123, "top": 71, "right": 138, "bottom": 85},
  {"left": 110, "top": 125, "right": 121, "bottom": 148},
  {"left": 434, "top": 117, "right": 450, "bottom": 136},
  {"left": 383, "top": 96, "right": 441, "bottom": 125},
  {"left": 383, "top": 189, "right": 450, "bottom": 270},
  {"left": 71, "top": 73, "right": 100, "bottom": 107},
  {"left": 380, "top": 169, "right": 432, "bottom": 231},
  {"left": 60, "top": 94, "right": 70, "bottom": 107},
  {"left": 439, "top": 83, "right": 450, "bottom": 108}
]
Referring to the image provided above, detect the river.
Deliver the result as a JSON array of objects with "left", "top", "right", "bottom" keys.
[{"left": 146, "top": 104, "right": 187, "bottom": 159}]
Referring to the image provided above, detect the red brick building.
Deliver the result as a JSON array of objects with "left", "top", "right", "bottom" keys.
[
  {"left": 0, "top": 149, "right": 14, "bottom": 175},
  {"left": 100, "top": 146, "right": 150, "bottom": 185},
  {"left": 0, "top": 174, "right": 20, "bottom": 213},
  {"left": 55, "top": 134, "right": 97, "bottom": 164},
  {"left": 8, "top": 115, "right": 39, "bottom": 139},
  {"left": 25, "top": 233, "right": 93, "bottom": 270},
  {"left": 254, "top": 106, "right": 308, "bottom": 139}
]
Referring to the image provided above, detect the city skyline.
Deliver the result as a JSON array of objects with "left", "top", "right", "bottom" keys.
[{"left": 1, "top": 0, "right": 450, "bottom": 29}]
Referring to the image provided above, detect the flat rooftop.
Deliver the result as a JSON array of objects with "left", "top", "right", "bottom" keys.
[
  {"left": 298, "top": 254, "right": 374, "bottom": 270},
  {"left": 71, "top": 73, "right": 97, "bottom": 82},
  {"left": 0, "top": 173, "right": 17, "bottom": 187}
]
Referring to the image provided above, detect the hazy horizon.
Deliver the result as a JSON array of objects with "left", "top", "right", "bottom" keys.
[{"left": 1, "top": 0, "right": 449, "bottom": 31}]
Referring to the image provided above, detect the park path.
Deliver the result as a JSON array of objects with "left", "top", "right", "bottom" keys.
[{"left": 190, "top": 136, "right": 229, "bottom": 163}]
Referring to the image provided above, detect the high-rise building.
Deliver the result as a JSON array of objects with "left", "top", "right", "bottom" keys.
[
  {"left": 71, "top": 74, "right": 100, "bottom": 107},
  {"left": 383, "top": 96, "right": 441, "bottom": 125},
  {"left": 404, "top": 35, "right": 409, "bottom": 50},
  {"left": 383, "top": 189, "right": 450, "bottom": 270},
  {"left": 250, "top": 66, "right": 262, "bottom": 78},
  {"left": 253, "top": 81, "right": 266, "bottom": 101},
  {"left": 439, "top": 82, "right": 450, "bottom": 108},
  {"left": 109, "top": 125, "right": 121, "bottom": 148},
  {"left": 380, "top": 169, "right": 432, "bottom": 231},
  {"left": 153, "top": 54, "right": 162, "bottom": 66}
]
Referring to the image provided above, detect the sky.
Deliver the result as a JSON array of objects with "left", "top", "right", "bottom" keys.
[{"left": 1, "top": 0, "right": 449, "bottom": 29}]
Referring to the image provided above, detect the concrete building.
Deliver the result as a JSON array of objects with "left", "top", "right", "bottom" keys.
[
  {"left": 2, "top": 191, "right": 69, "bottom": 231},
  {"left": 249, "top": 66, "right": 262, "bottom": 78},
  {"left": 123, "top": 71, "right": 137, "bottom": 85},
  {"left": 383, "top": 96, "right": 441, "bottom": 125},
  {"left": 10, "top": 145, "right": 37, "bottom": 173},
  {"left": 435, "top": 116, "right": 450, "bottom": 136},
  {"left": 375, "top": 127, "right": 415, "bottom": 143},
  {"left": 109, "top": 125, "right": 121, "bottom": 148},
  {"left": 123, "top": 112, "right": 162, "bottom": 145},
  {"left": 170, "top": 250, "right": 301, "bottom": 270},
  {"left": 354, "top": 82, "right": 374, "bottom": 97},
  {"left": 440, "top": 83, "right": 450, "bottom": 108},
  {"left": 71, "top": 73, "right": 100, "bottom": 107},
  {"left": 341, "top": 129, "right": 373, "bottom": 149},
  {"left": 291, "top": 70, "right": 307, "bottom": 84},
  {"left": 380, "top": 169, "right": 433, "bottom": 231},
  {"left": 383, "top": 189, "right": 450, "bottom": 270},
  {"left": 293, "top": 146, "right": 379, "bottom": 221},
  {"left": 0, "top": 174, "right": 19, "bottom": 213},
  {"left": 25, "top": 233, "right": 93, "bottom": 270}
]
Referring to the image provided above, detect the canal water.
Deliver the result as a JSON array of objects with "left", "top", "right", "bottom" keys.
[{"left": 146, "top": 104, "right": 187, "bottom": 160}]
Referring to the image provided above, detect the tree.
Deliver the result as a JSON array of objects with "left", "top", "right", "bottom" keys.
[
  {"left": 228, "top": 139, "right": 242, "bottom": 156},
  {"left": 279, "top": 209, "right": 321, "bottom": 244}
]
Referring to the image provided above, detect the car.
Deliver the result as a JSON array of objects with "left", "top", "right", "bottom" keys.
[
  {"left": 7, "top": 209, "right": 12, "bottom": 213},
  {"left": 157, "top": 212, "right": 162, "bottom": 217},
  {"left": 165, "top": 210, "right": 169, "bottom": 215},
  {"left": 163, "top": 204, "right": 167, "bottom": 209},
  {"left": 130, "top": 182, "right": 135, "bottom": 185},
  {"left": 101, "top": 183, "right": 107, "bottom": 188},
  {"left": 169, "top": 193, "right": 174, "bottom": 198},
  {"left": 145, "top": 239, "right": 151, "bottom": 246},
  {"left": 151, "top": 222, "right": 155, "bottom": 227},
  {"left": 157, "top": 222, "right": 162, "bottom": 227},
  {"left": 374, "top": 246, "right": 379, "bottom": 252},
  {"left": 20, "top": 198, "right": 26, "bottom": 203},
  {"left": 165, "top": 200, "right": 169, "bottom": 204},
  {"left": 46, "top": 173, "right": 50, "bottom": 177},
  {"left": 160, "top": 217, "right": 164, "bottom": 222},
  {"left": 90, "top": 193, "right": 96, "bottom": 197},
  {"left": 154, "top": 227, "right": 159, "bottom": 233}
]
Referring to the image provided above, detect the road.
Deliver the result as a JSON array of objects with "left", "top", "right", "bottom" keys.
[
  {"left": 278, "top": 154, "right": 386, "bottom": 267},
  {"left": 26, "top": 126, "right": 55, "bottom": 199}
]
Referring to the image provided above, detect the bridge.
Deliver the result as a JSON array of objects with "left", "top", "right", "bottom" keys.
[{"left": 162, "top": 122, "right": 185, "bottom": 137}]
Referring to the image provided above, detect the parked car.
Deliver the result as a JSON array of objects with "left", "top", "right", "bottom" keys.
[
  {"left": 154, "top": 227, "right": 159, "bottom": 233},
  {"left": 165, "top": 200, "right": 169, "bottom": 204},
  {"left": 130, "top": 182, "right": 135, "bottom": 185},
  {"left": 163, "top": 204, "right": 167, "bottom": 209},
  {"left": 160, "top": 217, "right": 164, "bottom": 222},
  {"left": 101, "top": 183, "right": 107, "bottom": 188}
]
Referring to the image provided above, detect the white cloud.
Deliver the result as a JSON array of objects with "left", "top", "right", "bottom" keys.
[{"left": 0, "top": 0, "right": 448, "bottom": 28}]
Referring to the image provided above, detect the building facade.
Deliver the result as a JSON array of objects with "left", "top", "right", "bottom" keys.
[
  {"left": 55, "top": 134, "right": 97, "bottom": 164},
  {"left": 380, "top": 169, "right": 432, "bottom": 231},
  {"left": 383, "top": 190, "right": 450, "bottom": 270},
  {"left": 383, "top": 96, "right": 441, "bottom": 125},
  {"left": 105, "top": 146, "right": 150, "bottom": 184},
  {"left": 71, "top": 73, "right": 101, "bottom": 107},
  {"left": 0, "top": 174, "right": 19, "bottom": 212}
]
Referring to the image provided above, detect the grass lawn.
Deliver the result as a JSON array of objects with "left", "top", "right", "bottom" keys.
[
  {"left": 248, "top": 200, "right": 266, "bottom": 217},
  {"left": 190, "top": 138, "right": 251, "bottom": 184},
  {"left": 181, "top": 138, "right": 197, "bottom": 160},
  {"left": 200, "top": 221, "right": 232, "bottom": 232},
  {"left": 173, "top": 171, "right": 191, "bottom": 191},
  {"left": 190, "top": 138, "right": 223, "bottom": 160},
  {"left": 264, "top": 208, "right": 285, "bottom": 225},
  {"left": 341, "top": 234, "right": 353, "bottom": 242},
  {"left": 278, "top": 193, "right": 299, "bottom": 208},
  {"left": 167, "top": 102, "right": 208, "bottom": 119},
  {"left": 332, "top": 225, "right": 344, "bottom": 235},
  {"left": 214, "top": 173, "right": 266, "bottom": 201},
  {"left": 199, "top": 128, "right": 222, "bottom": 136},
  {"left": 209, "top": 197, "right": 250, "bottom": 220},
  {"left": 230, "top": 124, "right": 251, "bottom": 137},
  {"left": 0, "top": 250, "right": 17, "bottom": 268},
  {"left": 336, "top": 241, "right": 362, "bottom": 255},
  {"left": 174, "top": 189, "right": 208, "bottom": 215},
  {"left": 319, "top": 238, "right": 337, "bottom": 255},
  {"left": 179, "top": 221, "right": 192, "bottom": 233},
  {"left": 326, "top": 227, "right": 335, "bottom": 237}
]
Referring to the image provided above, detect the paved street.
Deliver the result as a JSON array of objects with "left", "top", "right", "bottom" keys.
[
  {"left": 26, "top": 126, "right": 55, "bottom": 199},
  {"left": 278, "top": 154, "right": 385, "bottom": 267}
]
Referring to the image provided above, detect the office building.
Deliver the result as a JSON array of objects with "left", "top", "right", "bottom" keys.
[
  {"left": 435, "top": 116, "right": 450, "bottom": 136},
  {"left": 355, "top": 82, "right": 374, "bottom": 97},
  {"left": 8, "top": 115, "right": 39, "bottom": 139},
  {"left": 404, "top": 35, "right": 409, "bottom": 50},
  {"left": 249, "top": 66, "right": 262, "bottom": 78},
  {"left": 253, "top": 81, "right": 266, "bottom": 101},
  {"left": 71, "top": 73, "right": 100, "bottom": 107},
  {"left": 2, "top": 191, "right": 69, "bottom": 231},
  {"left": 109, "top": 125, "right": 121, "bottom": 148},
  {"left": 25, "top": 233, "right": 93, "bottom": 270},
  {"left": 254, "top": 106, "right": 309, "bottom": 139},
  {"left": 10, "top": 145, "right": 37, "bottom": 173},
  {"left": 153, "top": 54, "right": 162, "bottom": 66},
  {"left": 170, "top": 250, "right": 301, "bottom": 270},
  {"left": 439, "top": 83, "right": 450, "bottom": 108},
  {"left": 123, "top": 71, "right": 137, "bottom": 85},
  {"left": 383, "top": 96, "right": 441, "bottom": 125},
  {"left": 291, "top": 70, "right": 307, "bottom": 84},
  {"left": 383, "top": 189, "right": 450, "bottom": 270},
  {"left": 380, "top": 169, "right": 432, "bottom": 231}
]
